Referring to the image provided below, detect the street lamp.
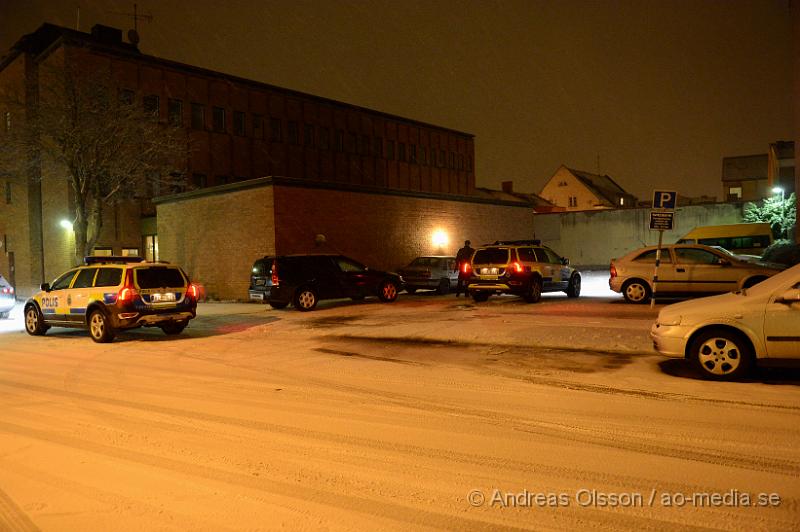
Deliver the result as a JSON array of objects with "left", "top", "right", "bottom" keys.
[
  {"left": 772, "top": 186, "right": 784, "bottom": 200},
  {"left": 59, "top": 219, "right": 73, "bottom": 230}
]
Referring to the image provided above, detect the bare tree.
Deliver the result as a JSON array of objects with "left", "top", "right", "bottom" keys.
[{"left": 1, "top": 58, "right": 188, "bottom": 265}]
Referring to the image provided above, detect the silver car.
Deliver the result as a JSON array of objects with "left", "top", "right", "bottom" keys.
[
  {"left": 610, "top": 244, "right": 784, "bottom": 304},
  {"left": 399, "top": 256, "right": 458, "bottom": 295},
  {"left": 0, "top": 274, "right": 15, "bottom": 319}
]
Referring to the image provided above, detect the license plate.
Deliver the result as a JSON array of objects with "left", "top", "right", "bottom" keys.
[
  {"left": 481, "top": 267, "right": 499, "bottom": 275},
  {"left": 250, "top": 293, "right": 264, "bottom": 300},
  {"left": 255, "top": 279, "right": 266, "bottom": 286},
  {"left": 151, "top": 292, "right": 176, "bottom": 303}
]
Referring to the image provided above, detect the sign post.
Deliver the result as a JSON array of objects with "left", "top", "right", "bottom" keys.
[{"left": 650, "top": 191, "right": 677, "bottom": 309}]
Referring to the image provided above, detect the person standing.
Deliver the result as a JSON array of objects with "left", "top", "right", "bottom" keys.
[{"left": 454, "top": 240, "right": 475, "bottom": 297}]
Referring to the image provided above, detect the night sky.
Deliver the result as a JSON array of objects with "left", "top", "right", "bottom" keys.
[{"left": 1, "top": 0, "right": 794, "bottom": 199}]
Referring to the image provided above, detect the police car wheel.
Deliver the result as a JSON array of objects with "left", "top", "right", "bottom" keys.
[
  {"left": 523, "top": 277, "right": 542, "bottom": 303},
  {"left": 25, "top": 306, "right": 46, "bottom": 336},
  {"left": 160, "top": 321, "right": 187, "bottom": 335},
  {"left": 89, "top": 310, "right": 115, "bottom": 343}
]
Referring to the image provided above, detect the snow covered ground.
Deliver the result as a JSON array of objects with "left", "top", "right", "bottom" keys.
[{"left": 0, "top": 274, "right": 798, "bottom": 530}]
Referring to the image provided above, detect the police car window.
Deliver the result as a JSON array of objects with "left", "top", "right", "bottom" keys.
[
  {"left": 473, "top": 249, "right": 509, "bottom": 265},
  {"left": 543, "top": 248, "right": 561, "bottom": 264},
  {"left": 51, "top": 270, "right": 77, "bottom": 290},
  {"left": 135, "top": 268, "right": 186, "bottom": 288},
  {"left": 533, "top": 249, "right": 548, "bottom": 262},
  {"left": 95, "top": 268, "right": 123, "bottom": 287},
  {"left": 72, "top": 268, "right": 98, "bottom": 289},
  {"left": 517, "top": 248, "right": 536, "bottom": 262}
]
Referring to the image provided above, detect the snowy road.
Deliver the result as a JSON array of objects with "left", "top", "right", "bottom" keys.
[{"left": 0, "top": 292, "right": 799, "bottom": 531}]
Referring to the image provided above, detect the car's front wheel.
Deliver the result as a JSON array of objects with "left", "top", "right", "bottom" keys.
[
  {"left": 88, "top": 310, "right": 115, "bottom": 343},
  {"left": 690, "top": 328, "right": 753, "bottom": 381},
  {"left": 437, "top": 279, "right": 450, "bottom": 295},
  {"left": 622, "top": 279, "right": 651, "bottom": 304},
  {"left": 379, "top": 280, "right": 399, "bottom": 302},
  {"left": 293, "top": 286, "right": 319, "bottom": 311},
  {"left": 566, "top": 273, "right": 581, "bottom": 298},
  {"left": 24, "top": 305, "right": 47, "bottom": 336}
]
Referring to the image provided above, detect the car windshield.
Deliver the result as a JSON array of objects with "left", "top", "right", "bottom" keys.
[
  {"left": 472, "top": 248, "right": 510, "bottom": 265},
  {"left": 410, "top": 257, "right": 441, "bottom": 267},
  {"left": 135, "top": 267, "right": 186, "bottom": 289},
  {"left": 252, "top": 258, "right": 271, "bottom": 276},
  {"left": 737, "top": 263, "right": 800, "bottom": 297}
]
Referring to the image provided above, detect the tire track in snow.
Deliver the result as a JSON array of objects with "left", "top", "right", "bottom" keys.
[{"left": 0, "top": 486, "right": 38, "bottom": 532}]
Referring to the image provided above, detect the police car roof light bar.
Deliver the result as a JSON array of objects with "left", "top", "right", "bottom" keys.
[{"left": 83, "top": 256, "right": 145, "bottom": 265}]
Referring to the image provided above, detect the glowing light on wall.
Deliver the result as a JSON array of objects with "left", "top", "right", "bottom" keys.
[
  {"left": 431, "top": 229, "right": 448, "bottom": 248},
  {"left": 59, "top": 219, "right": 73, "bottom": 230}
]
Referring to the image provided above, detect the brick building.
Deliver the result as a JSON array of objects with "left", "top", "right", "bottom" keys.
[{"left": 0, "top": 23, "right": 533, "bottom": 298}]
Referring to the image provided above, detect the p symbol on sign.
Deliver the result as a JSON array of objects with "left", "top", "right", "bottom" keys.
[{"left": 652, "top": 190, "right": 677, "bottom": 210}]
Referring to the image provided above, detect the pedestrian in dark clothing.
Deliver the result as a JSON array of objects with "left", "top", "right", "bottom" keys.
[{"left": 454, "top": 240, "right": 475, "bottom": 297}]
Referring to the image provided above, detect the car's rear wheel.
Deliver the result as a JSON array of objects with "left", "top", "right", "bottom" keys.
[
  {"left": 690, "top": 329, "right": 753, "bottom": 381},
  {"left": 437, "top": 279, "right": 450, "bottom": 295},
  {"left": 268, "top": 301, "right": 288, "bottom": 309},
  {"left": 160, "top": 321, "right": 187, "bottom": 335},
  {"left": 743, "top": 276, "right": 767, "bottom": 289},
  {"left": 293, "top": 286, "right": 318, "bottom": 311},
  {"left": 471, "top": 291, "right": 490, "bottom": 302},
  {"left": 523, "top": 277, "right": 542, "bottom": 303},
  {"left": 89, "top": 310, "right": 115, "bottom": 343},
  {"left": 622, "top": 279, "right": 651, "bottom": 304},
  {"left": 379, "top": 280, "right": 399, "bottom": 302},
  {"left": 24, "top": 306, "right": 47, "bottom": 336},
  {"left": 566, "top": 273, "right": 581, "bottom": 298}
]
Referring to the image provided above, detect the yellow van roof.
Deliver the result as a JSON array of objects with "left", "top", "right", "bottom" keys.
[{"left": 680, "top": 223, "right": 773, "bottom": 240}]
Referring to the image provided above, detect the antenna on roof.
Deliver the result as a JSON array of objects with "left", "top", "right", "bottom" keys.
[
  {"left": 76, "top": 6, "right": 80, "bottom": 31},
  {"left": 110, "top": 3, "right": 153, "bottom": 43}
]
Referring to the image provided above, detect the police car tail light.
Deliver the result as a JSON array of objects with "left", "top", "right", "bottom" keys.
[
  {"left": 271, "top": 260, "right": 280, "bottom": 287},
  {"left": 509, "top": 261, "right": 523, "bottom": 273},
  {"left": 188, "top": 283, "right": 199, "bottom": 299},
  {"left": 461, "top": 262, "right": 471, "bottom": 274},
  {"left": 118, "top": 271, "right": 138, "bottom": 302}
]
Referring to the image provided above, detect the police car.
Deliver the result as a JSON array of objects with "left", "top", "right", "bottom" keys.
[{"left": 24, "top": 256, "right": 198, "bottom": 343}]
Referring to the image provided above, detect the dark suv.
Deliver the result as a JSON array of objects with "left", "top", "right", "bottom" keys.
[
  {"left": 467, "top": 240, "right": 581, "bottom": 303},
  {"left": 250, "top": 254, "right": 403, "bottom": 311}
]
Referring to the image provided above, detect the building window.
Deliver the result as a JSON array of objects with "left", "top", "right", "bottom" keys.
[
  {"left": 373, "top": 137, "right": 383, "bottom": 157},
  {"left": 335, "top": 129, "right": 344, "bottom": 152},
  {"left": 121, "top": 248, "right": 139, "bottom": 257},
  {"left": 467, "top": 156, "right": 472, "bottom": 171},
  {"left": 92, "top": 247, "right": 113, "bottom": 256},
  {"left": 119, "top": 89, "right": 134, "bottom": 105},
  {"left": 233, "top": 111, "right": 245, "bottom": 136},
  {"left": 4, "top": 182, "right": 10, "bottom": 204},
  {"left": 320, "top": 127, "right": 330, "bottom": 149},
  {"left": 3, "top": 111, "right": 10, "bottom": 132},
  {"left": 568, "top": 196, "right": 578, "bottom": 207},
  {"left": 144, "top": 235, "right": 159, "bottom": 262},
  {"left": 212, "top": 107, "right": 226, "bottom": 133},
  {"left": 191, "top": 103, "right": 205, "bottom": 129},
  {"left": 439, "top": 150, "right": 446, "bottom": 167},
  {"left": 143, "top": 95, "right": 159, "bottom": 117},
  {"left": 253, "top": 114, "right": 263, "bottom": 138},
  {"left": 287, "top": 121, "right": 299, "bottom": 144},
  {"left": 347, "top": 132, "right": 357, "bottom": 153},
  {"left": 450, "top": 152, "right": 456, "bottom": 169},
  {"left": 728, "top": 186, "right": 742, "bottom": 199},
  {"left": 619, "top": 197, "right": 625, "bottom": 206},
  {"left": 398, "top": 142, "right": 406, "bottom": 162},
  {"left": 192, "top": 173, "right": 207, "bottom": 188},
  {"left": 167, "top": 99, "right": 182, "bottom": 127},
  {"left": 387, "top": 140, "right": 395, "bottom": 160},
  {"left": 420, "top": 147, "right": 426, "bottom": 166},
  {"left": 304, "top": 124, "right": 314, "bottom": 146},
  {"left": 270, "top": 118, "right": 282, "bottom": 142},
  {"left": 409, "top": 144, "right": 417, "bottom": 164},
  {"left": 216, "top": 175, "right": 230, "bottom": 185}
]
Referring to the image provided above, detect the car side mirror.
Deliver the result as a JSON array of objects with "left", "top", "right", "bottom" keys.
[
  {"left": 40, "top": 282, "right": 50, "bottom": 292},
  {"left": 718, "top": 259, "right": 731, "bottom": 266},
  {"left": 776, "top": 288, "right": 800, "bottom": 304},
  {"left": 561, "top": 257, "right": 570, "bottom": 266}
]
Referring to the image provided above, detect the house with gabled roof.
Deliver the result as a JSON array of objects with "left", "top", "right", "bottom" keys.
[{"left": 540, "top": 165, "right": 638, "bottom": 211}]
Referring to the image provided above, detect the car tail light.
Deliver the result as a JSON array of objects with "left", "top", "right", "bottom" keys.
[
  {"left": 509, "top": 261, "right": 523, "bottom": 273},
  {"left": 271, "top": 260, "right": 279, "bottom": 287},
  {"left": 188, "top": 283, "right": 199, "bottom": 299},
  {"left": 461, "top": 262, "right": 471, "bottom": 274},
  {"left": 1, "top": 287, "right": 12, "bottom": 294},
  {"left": 117, "top": 270, "right": 138, "bottom": 302},
  {"left": 610, "top": 263, "right": 617, "bottom": 279}
]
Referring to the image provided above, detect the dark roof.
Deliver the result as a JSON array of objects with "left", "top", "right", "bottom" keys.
[
  {"left": 566, "top": 166, "right": 636, "bottom": 206},
  {"left": 2, "top": 23, "right": 474, "bottom": 139}
]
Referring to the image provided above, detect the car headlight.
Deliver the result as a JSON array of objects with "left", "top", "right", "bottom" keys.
[{"left": 658, "top": 315, "right": 681, "bottom": 326}]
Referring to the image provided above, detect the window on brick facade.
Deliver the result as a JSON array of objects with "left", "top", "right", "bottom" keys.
[
  {"left": 467, "top": 156, "right": 472, "bottom": 171},
  {"left": 3, "top": 111, "right": 10, "bottom": 132},
  {"left": 144, "top": 235, "right": 159, "bottom": 262},
  {"left": 439, "top": 149, "right": 446, "bottom": 167},
  {"left": 92, "top": 247, "right": 113, "bottom": 257},
  {"left": 121, "top": 248, "right": 139, "bottom": 257},
  {"left": 191, "top": 103, "right": 205, "bottom": 129},
  {"left": 212, "top": 107, "right": 226, "bottom": 132},
  {"left": 4, "top": 181, "right": 10, "bottom": 204},
  {"left": 167, "top": 99, "right": 182, "bottom": 127},
  {"left": 119, "top": 89, "right": 134, "bottom": 105},
  {"left": 304, "top": 124, "right": 314, "bottom": 146},
  {"left": 192, "top": 173, "right": 207, "bottom": 188},
  {"left": 320, "top": 127, "right": 330, "bottom": 149},
  {"left": 143, "top": 95, "right": 159, "bottom": 117},
  {"left": 253, "top": 114, "right": 263, "bottom": 138},
  {"left": 450, "top": 152, "right": 456, "bottom": 169},
  {"left": 359, "top": 135, "right": 369, "bottom": 155},
  {"left": 270, "top": 118, "right": 282, "bottom": 142},
  {"left": 233, "top": 111, "right": 245, "bottom": 136},
  {"left": 287, "top": 121, "right": 299, "bottom": 144},
  {"left": 216, "top": 175, "right": 230, "bottom": 185},
  {"left": 568, "top": 196, "right": 577, "bottom": 207},
  {"left": 420, "top": 147, "right": 426, "bottom": 166},
  {"left": 398, "top": 142, "right": 406, "bottom": 162},
  {"left": 347, "top": 132, "right": 357, "bottom": 153},
  {"left": 387, "top": 140, "right": 395, "bottom": 160},
  {"left": 373, "top": 137, "right": 383, "bottom": 157},
  {"left": 335, "top": 130, "right": 344, "bottom": 152},
  {"left": 409, "top": 144, "right": 417, "bottom": 164}
]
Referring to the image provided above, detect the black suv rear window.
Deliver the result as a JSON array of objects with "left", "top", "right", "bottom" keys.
[
  {"left": 252, "top": 258, "right": 272, "bottom": 276},
  {"left": 135, "top": 268, "right": 186, "bottom": 289},
  {"left": 473, "top": 248, "right": 510, "bottom": 265}
]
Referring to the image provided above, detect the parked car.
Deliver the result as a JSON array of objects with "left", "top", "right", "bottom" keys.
[
  {"left": 249, "top": 256, "right": 275, "bottom": 302},
  {"left": 0, "top": 274, "right": 15, "bottom": 319},
  {"left": 466, "top": 240, "right": 581, "bottom": 303},
  {"left": 261, "top": 254, "right": 402, "bottom": 311},
  {"left": 651, "top": 263, "right": 800, "bottom": 380},
  {"left": 610, "top": 244, "right": 784, "bottom": 304},
  {"left": 398, "top": 256, "right": 457, "bottom": 295},
  {"left": 24, "top": 256, "right": 199, "bottom": 343}
]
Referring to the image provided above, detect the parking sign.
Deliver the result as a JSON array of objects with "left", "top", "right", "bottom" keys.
[{"left": 652, "top": 190, "right": 677, "bottom": 210}]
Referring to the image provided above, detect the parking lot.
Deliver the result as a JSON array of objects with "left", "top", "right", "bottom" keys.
[{"left": 1, "top": 273, "right": 799, "bottom": 530}]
